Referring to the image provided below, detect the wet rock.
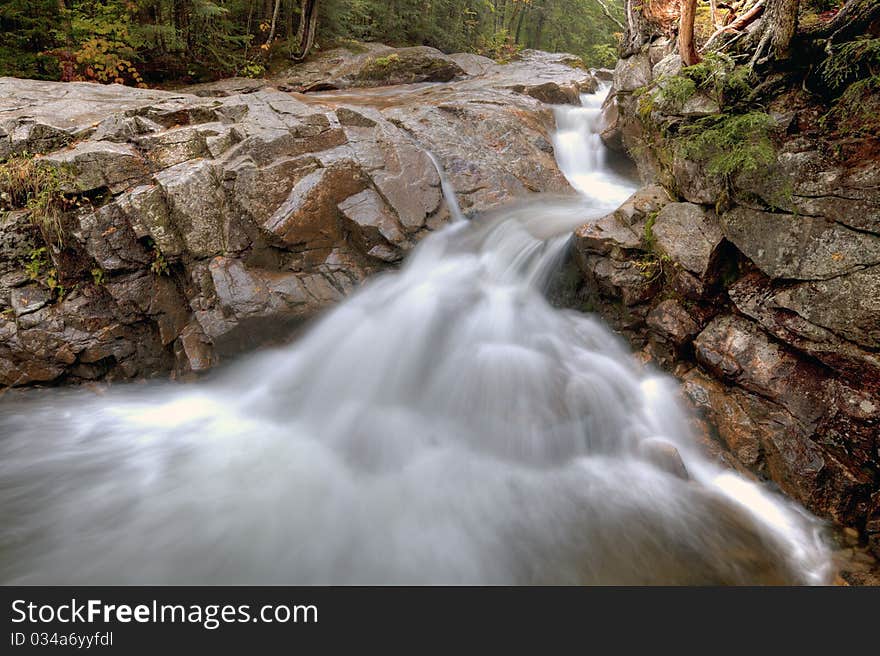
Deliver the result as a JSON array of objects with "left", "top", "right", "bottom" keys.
[
  {"left": 262, "top": 160, "right": 367, "bottom": 259},
  {"left": 44, "top": 141, "right": 147, "bottom": 193},
  {"left": 155, "top": 160, "right": 245, "bottom": 258},
  {"left": 652, "top": 203, "right": 724, "bottom": 278},
  {"left": 338, "top": 189, "right": 407, "bottom": 260},
  {"left": 640, "top": 437, "right": 689, "bottom": 479},
  {"left": 729, "top": 270, "right": 880, "bottom": 383},
  {"left": 512, "top": 82, "right": 581, "bottom": 105},
  {"left": 646, "top": 299, "right": 699, "bottom": 346},
  {"left": 0, "top": 46, "right": 591, "bottom": 388},
  {"left": 720, "top": 207, "right": 880, "bottom": 281}
]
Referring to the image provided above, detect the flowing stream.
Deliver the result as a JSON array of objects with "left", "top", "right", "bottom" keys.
[{"left": 0, "top": 87, "right": 831, "bottom": 584}]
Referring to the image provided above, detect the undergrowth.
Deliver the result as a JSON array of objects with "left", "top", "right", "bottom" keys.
[
  {"left": 0, "top": 153, "right": 72, "bottom": 244},
  {"left": 675, "top": 112, "right": 776, "bottom": 178},
  {"left": 819, "top": 37, "right": 880, "bottom": 91}
]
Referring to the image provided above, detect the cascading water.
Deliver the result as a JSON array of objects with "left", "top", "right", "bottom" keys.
[{"left": 0, "top": 87, "right": 831, "bottom": 585}]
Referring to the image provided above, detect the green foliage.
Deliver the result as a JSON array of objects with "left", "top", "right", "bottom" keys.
[
  {"left": 643, "top": 210, "right": 659, "bottom": 251},
  {"left": 819, "top": 37, "right": 880, "bottom": 91},
  {"left": 476, "top": 29, "right": 523, "bottom": 64},
  {"left": 146, "top": 239, "right": 170, "bottom": 276},
  {"left": 24, "top": 247, "right": 50, "bottom": 281},
  {"left": 22, "top": 247, "right": 66, "bottom": 299},
  {"left": 0, "top": 154, "right": 72, "bottom": 245},
  {"left": 655, "top": 75, "right": 697, "bottom": 112},
  {"left": 680, "top": 52, "right": 752, "bottom": 107},
  {"left": 821, "top": 75, "right": 880, "bottom": 137},
  {"left": 588, "top": 43, "right": 618, "bottom": 69},
  {"left": 1, "top": 1, "right": 626, "bottom": 83},
  {"left": 676, "top": 112, "right": 776, "bottom": 178},
  {"left": 91, "top": 267, "right": 107, "bottom": 285}
]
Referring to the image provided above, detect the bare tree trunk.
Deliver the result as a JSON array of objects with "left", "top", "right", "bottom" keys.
[
  {"left": 621, "top": 0, "right": 665, "bottom": 57},
  {"left": 702, "top": 0, "right": 765, "bottom": 52},
  {"left": 266, "top": 0, "right": 282, "bottom": 47},
  {"left": 293, "top": 0, "right": 319, "bottom": 61},
  {"left": 709, "top": 0, "right": 720, "bottom": 28},
  {"left": 679, "top": 0, "right": 700, "bottom": 65},
  {"left": 594, "top": 0, "right": 625, "bottom": 31}
]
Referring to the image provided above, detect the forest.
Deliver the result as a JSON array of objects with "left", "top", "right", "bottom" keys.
[{"left": 0, "top": 0, "right": 625, "bottom": 84}]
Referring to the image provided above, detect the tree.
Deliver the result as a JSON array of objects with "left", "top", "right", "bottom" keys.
[
  {"left": 749, "top": 0, "right": 800, "bottom": 65},
  {"left": 293, "top": 0, "right": 319, "bottom": 61},
  {"left": 679, "top": 0, "right": 699, "bottom": 65}
]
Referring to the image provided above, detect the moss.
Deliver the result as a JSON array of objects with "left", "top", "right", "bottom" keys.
[
  {"left": 675, "top": 112, "right": 776, "bottom": 178},
  {"left": 21, "top": 246, "right": 67, "bottom": 300},
  {"left": 23, "top": 247, "right": 50, "bottom": 280},
  {"left": 643, "top": 209, "right": 660, "bottom": 251},
  {"left": 680, "top": 52, "right": 752, "bottom": 107},
  {"left": 359, "top": 53, "right": 402, "bottom": 78},
  {"left": 145, "top": 238, "right": 170, "bottom": 276},
  {"left": 656, "top": 75, "right": 697, "bottom": 112},
  {"left": 0, "top": 153, "right": 72, "bottom": 245},
  {"left": 821, "top": 75, "right": 880, "bottom": 137},
  {"left": 820, "top": 37, "right": 880, "bottom": 92}
]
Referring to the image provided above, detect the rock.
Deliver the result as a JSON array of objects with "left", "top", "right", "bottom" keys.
[
  {"left": 613, "top": 53, "right": 653, "bottom": 92},
  {"left": 262, "top": 160, "right": 368, "bottom": 259},
  {"left": 512, "top": 82, "right": 581, "bottom": 105},
  {"left": 179, "top": 77, "right": 270, "bottom": 97},
  {"left": 76, "top": 203, "right": 150, "bottom": 272},
  {"left": 336, "top": 107, "right": 377, "bottom": 128},
  {"left": 448, "top": 53, "right": 496, "bottom": 76},
  {"left": 769, "top": 266, "right": 880, "bottom": 349},
  {"left": 640, "top": 437, "right": 689, "bottom": 479},
  {"left": 720, "top": 207, "right": 880, "bottom": 280},
  {"left": 694, "top": 315, "right": 827, "bottom": 420},
  {"left": 575, "top": 213, "right": 642, "bottom": 256},
  {"left": 338, "top": 188, "right": 407, "bottom": 260},
  {"left": 682, "top": 369, "right": 763, "bottom": 467},
  {"left": 652, "top": 53, "right": 683, "bottom": 79},
  {"left": 652, "top": 203, "right": 724, "bottom": 278},
  {"left": 729, "top": 271, "right": 880, "bottom": 384},
  {"left": 647, "top": 299, "right": 699, "bottom": 346},
  {"left": 120, "top": 184, "right": 184, "bottom": 257},
  {"left": 43, "top": 141, "right": 147, "bottom": 193},
  {"left": 0, "top": 47, "right": 590, "bottom": 388},
  {"left": 155, "top": 160, "right": 245, "bottom": 258},
  {"left": 690, "top": 316, "right": 875, "bottom": 521},
  {"left": 351, "top": 47, "right": 465, "bottom": 86},
  {"left": 672, "top": 156, "right": 723, "bottom": 204},
  {"left": 10, "top": 285, "right": 52, "bottom": 317}
]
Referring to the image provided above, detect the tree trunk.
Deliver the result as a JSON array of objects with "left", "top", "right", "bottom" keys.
[
  {"left": 621, "top": 0, "right": 663, "bottom": 57},
  {"left": 750, "top": 0, "right": 799, "bottom": 65},
  {"left": 266, "top": 0, "right": 282, "bottom": 47},
  {"left": 807, "top": 0, "right": 880, "bottom": 44},
  {"left": 679, "top": 0, "right": 700, "bottom": 65},
  {"left": 292, "top": 0, "right": 319, "bottom": 61}
]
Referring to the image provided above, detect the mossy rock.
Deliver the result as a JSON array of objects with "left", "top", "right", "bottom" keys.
[{"left": 353, "top": 47, "right": 465, "bottom": 86}]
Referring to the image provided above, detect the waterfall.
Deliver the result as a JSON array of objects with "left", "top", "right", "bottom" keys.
[{"left": 0, "top": 87, "right": 831, "bottom": 585}]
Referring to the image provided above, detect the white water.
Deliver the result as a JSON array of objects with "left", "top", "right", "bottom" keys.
[{"left": 0, "top": 87, "right": 831, "bottom": 584}]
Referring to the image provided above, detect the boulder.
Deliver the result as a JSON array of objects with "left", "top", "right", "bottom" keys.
[
  {"left": 351, "top": 47, "right": 465, "bottom": 86},
  {"left": 720, "top": 207, "right": 880, "bottom": 280},
  {"left": 43, "top": 141, "right": 147, "bottom": 193},
  {"left": 652, "top": 203, "right": 724, "bottom": 279}
]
